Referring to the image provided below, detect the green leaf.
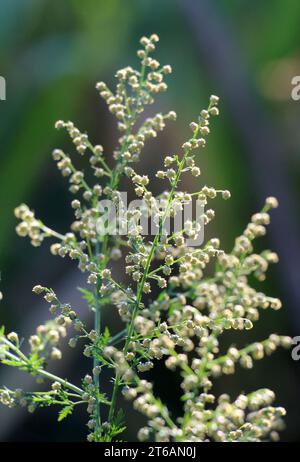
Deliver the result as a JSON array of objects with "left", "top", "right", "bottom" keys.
[
  {"left": 1, "top": 359, "right": 22, "bottom": 367},
  {"left": 98, "top": 393, "right": 110, "bottom": 405},
  {"left": 100, "top": 327, "right": 111, "bottom": 346},
  {"left": 114, "top": 408, "right": 125, "bottom": 427},
  {"left": 111, "top": 426, "right": 126, "bottom": 438},
  {"left": 58, "top": 405, "right": 73, "bottom": 422},
  {"left": 78, "top": 287, "right": 96, "bottom": 307},
  {"left": 27, "top": 351, "right": 44, "bottom": 369}
]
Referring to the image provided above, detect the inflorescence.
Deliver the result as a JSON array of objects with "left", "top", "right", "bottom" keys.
[{"left": 0, "top": 34, "right": 291, "bottom": 442}]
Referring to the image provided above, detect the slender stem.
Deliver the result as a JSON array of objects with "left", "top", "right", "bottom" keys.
[
  {"left": 61, "top": 151, "right": 93, "bottom": 193},
  {"left": 2, "top": 338, "right": 28, "bottom": 361},
  {"left": 108, "top": 54, "right": 155, "bottom": 425},
  {"left": 93, "top": 241, "right": 102, "bottom": 429},
  {"left": 36, "top": 368, "right": 84, "bottom": 394},
  {"left": 108, "top": 377, "right": 119, "bottom": 421},
  {"left": 87, "top": 141, "right": 112, "bottom": 175},
  {"left": 2, "top": 349, "right": 83, "bottom": 394},
  {"left": 39, "top": 223, "right": 67, "bottom": 241},
  {"left": 108, "top": 125, "right": 203, "bottom": 423},
  {"left": 108, "top": 328, "right": 127, "bottom": 346}
]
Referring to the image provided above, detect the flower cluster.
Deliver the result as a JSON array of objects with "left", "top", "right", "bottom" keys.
[{"left": 0, "top": 35, "right": 291, "bottom": 442}]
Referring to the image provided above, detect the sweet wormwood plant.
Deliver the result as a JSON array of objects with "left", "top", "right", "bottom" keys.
[{"left": 0, "top": 34, "right": 292, "bottom": 442}]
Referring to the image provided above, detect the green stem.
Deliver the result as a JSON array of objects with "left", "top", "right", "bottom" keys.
[
  {"left": 93, "top": 242, "right": 102, "bottom": 429},
  {"left": 108, "top": 328, "right": 127, "bottom": 346},
  {"left": 87, "top": 141, "right": 112, "bottom": 175},
  {"left": 3, "top": 349, "right": 83, "bottom": 394},
  {"left": 36, "top": 368, "right": 83, "bottom": 395},
  {"left": 108, "top": 124, "right": 203, "bottom": 424}
]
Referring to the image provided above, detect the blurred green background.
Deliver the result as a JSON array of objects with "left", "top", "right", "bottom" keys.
[{"left": 0, "top": 0, "right": 300, "bottom": 441}]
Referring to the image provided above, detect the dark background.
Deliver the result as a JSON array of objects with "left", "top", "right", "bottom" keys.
[{"left": 0, "top": 0, "right": 300, "bottom": 441}]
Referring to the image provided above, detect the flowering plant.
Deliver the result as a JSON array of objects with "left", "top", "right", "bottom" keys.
[{"left": 0, "top": 35, "right": 291, "bottom": 442}]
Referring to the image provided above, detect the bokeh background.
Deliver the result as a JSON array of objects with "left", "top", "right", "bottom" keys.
[{"left": 1, "top": 0, "right": 300, "bottom": 442}]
